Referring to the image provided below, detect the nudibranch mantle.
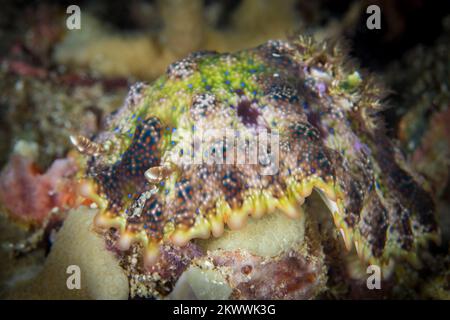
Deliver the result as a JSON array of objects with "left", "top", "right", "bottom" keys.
[{"left": 73, "top": 37, "right": 438, "bottom": 273}]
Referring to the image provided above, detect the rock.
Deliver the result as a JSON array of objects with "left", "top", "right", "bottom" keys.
[
  {"left": 198, "top": 210, "right": 306, "bottom": 257},
  {"left": 171, "top": 211, "right": 327, "bottom": 299},
  {"left": 5, "top": 207, "right": 129, "bottom": 299},
  {"left": 168, "top": 265, "right": 232, "bottom": 300}
]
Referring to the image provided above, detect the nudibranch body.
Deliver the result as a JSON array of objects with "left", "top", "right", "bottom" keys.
[{"left": 73, "top": 37, "right": 438, "bottom": 274}]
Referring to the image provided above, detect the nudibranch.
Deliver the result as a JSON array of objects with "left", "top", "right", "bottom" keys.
[{"left": 71, "top": 37, "right": 438, "bottom": 274}]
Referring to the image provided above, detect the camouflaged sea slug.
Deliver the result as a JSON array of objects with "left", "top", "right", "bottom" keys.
[{"left": 71, "top": 37, "right": 439, "bottom": 285}]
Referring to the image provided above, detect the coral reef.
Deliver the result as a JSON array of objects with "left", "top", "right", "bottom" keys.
[{"left": 0, "top": 1, "right": 448, "bottom": 301}]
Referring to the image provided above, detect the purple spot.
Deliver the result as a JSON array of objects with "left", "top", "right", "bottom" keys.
[
  {"left": 353, "top": 139, "right": 370, "bottom": 155},
  {"left": 237, "top": 100, "right": 260, "bottom": 126},
  {"left": 317, "top": 82, "right": 326, "bottom": 94},
  {"left": 354, "top": 140, "right": 362, "bottom": 152}
]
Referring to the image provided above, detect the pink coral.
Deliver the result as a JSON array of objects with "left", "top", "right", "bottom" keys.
[{"left": 0, "top": 155, "right": 78, "bottom": 227}]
